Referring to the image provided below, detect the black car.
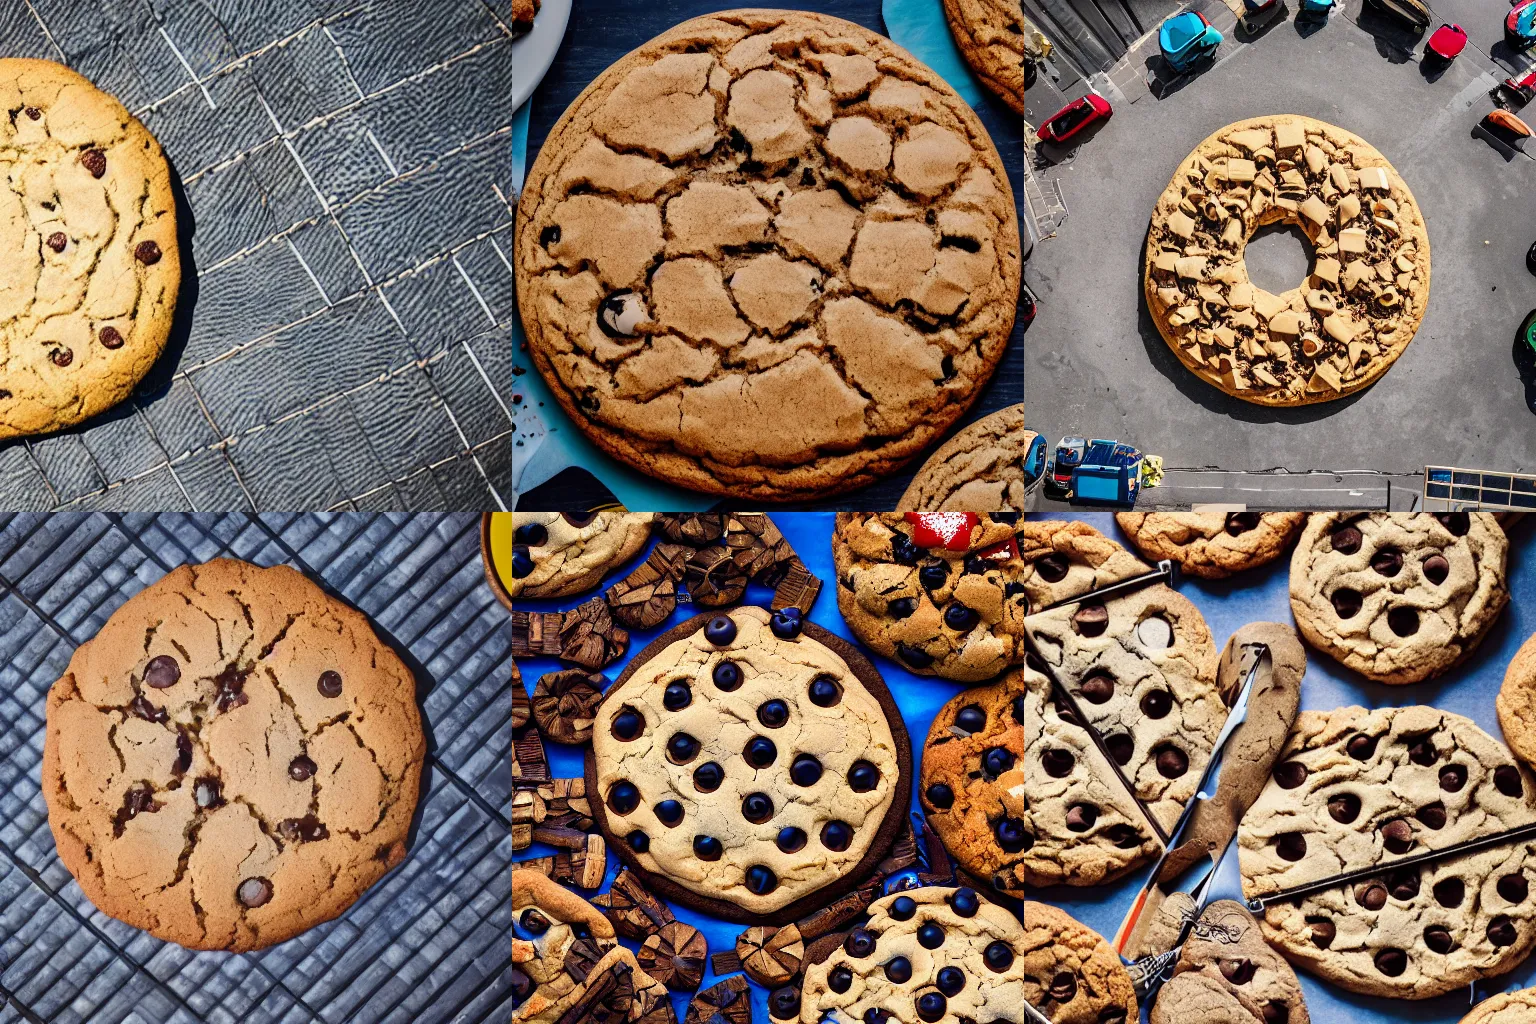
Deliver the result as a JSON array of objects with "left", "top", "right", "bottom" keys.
[{"left": 1529, "top": 239, "right": 1536, "bottom": 275}]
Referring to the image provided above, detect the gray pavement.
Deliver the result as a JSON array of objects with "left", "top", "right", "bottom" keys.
[{"left": 1024, "top": 0, "right": 1536, "bottom": 485}]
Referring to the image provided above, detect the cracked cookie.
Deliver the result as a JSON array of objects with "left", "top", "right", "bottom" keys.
[
  {"left": 1115, "top": 512, "right": 1306, "bottom": 579},
  {"left": 41, "top": 559, "right": 424, "bottom": 952},
  {"left": 921, "top": 671, "right": 1025, "bottom": 898},
  {"left": 1144, "top": 116, "right": 1429, "bottom": 405},
  {"left": 513, "top": 867, "right": 675, "bottom": 1024},
  {"left": 1462, "top": 990, "right": 1536, "bottom": 1024},
  {"left": 509, "top": 511, "right": 657, "bottom": 600},
  {"left": 512, "top": 0, "right": 540, "bottom": 36},
  {"left": 0, "top": 59, "right": 180, "bottom": 439},
  {"left": 1497, "top": 632, "right": 1536, "bottom": 774},
  {"left": 587, "top": 605, "right": 909, "bottom": 923},
  {"left": 1150, "top": 900, "right": 1309, "bottom": 1024},
  {"left": 1239, "top": 705, "right": 1536, "bottom": 1000},
  {"left": 1290, "top": 512, "right": 1508, "bottom": 685},
  {"left": 897, "top": 405, "right": 1039, "bottom": 512},
  {"left": 1022, "top": 580, "right": 1222, "bottom": 887},
  {"left": 514, "top": 10, "right": 1021, "bottom": 501},
  {"left": 798, "top": 886, "right": 1037, "bottom": 1024},
  {"left": 1019, "top": 900, "right": 1137, "bottom": 1024},
  {"left": 941, "top": 0, "right": 1027, "bottom": 114}
]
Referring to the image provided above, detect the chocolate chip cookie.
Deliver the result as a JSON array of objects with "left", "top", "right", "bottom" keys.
[
  {"left": 1116, "top": 512, "right": 1306, "bottom": 580},
  {"left": 1150, "top": 900, "right": 1309, "bottom": 1024},
  {"left": 1017, "top": 518, "right": 1153, "bottom": 611},
  {"left": 586, "top": 606, "right": 910, "bottom": 923},
  {"left": 1019, "top": 900, "right": 1137, "bottom": 1024},
  {"left": 512, "top": 0, "right": 540, "bottom": 36},
  {"left": 1290, "top": 512, "right": 1508, "bottom": 685},
  {"left": 921, "top": 671, "right": 1025, "bottom": 898},
  {"left": 515, "top": 10, "right": 1021, "bottom": 501},
  {"left": 1462, "top": 990, "right": 1536, "bottom": 1024},
  {"left": 1239, "top": 705, "right": 1536, "bottom": 999},
  {"left": 941, "top": 0, "right": 1027, "bottom": 114},
  {"left": 510, "top": 511, "right": 657, "bottom": 600},
  {"left": 799, "top": 886, "right": 1038, "bottom": 1024},
  {"left": 41, "top": 559, "right": 424, "bottom": 952},
  {"left": 1022, "top": 580, "right": 1223, "bottom": 886},
  {"left": 834, "top": 513, "right": 1033, "bottom": 682},
  {"left": 897, "top": 405, "right": 1039, "bottom": 512},
  {"left": 1497, "top": 633, "right": 1536, "bottom": 773},
  {"left": 513, "top": 867, "right": 675, "bottom": 1024},
  {"left": 0, "top": 59, "right": 180, "bottom": 439}
]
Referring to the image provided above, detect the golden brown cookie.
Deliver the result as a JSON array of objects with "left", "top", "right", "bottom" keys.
[
  {"left": 1462, "top": 990, "right": 1536, "bottom": 1024},
  {"left": 1498, "top": 631, "right": 1536, "bottom": 774},
  {"left": 514, "top": 10, "right": 1021, "bottom": 501},
  {"left": 941, "top": 0, "right": 1027, "bottom": 114},
  {"left": 510, "top": 511, "right": 656, "bottom": 599},
  {"left": 898, "top": 405, "right": 1039, "bottom": 512},
  {"left": 1144, "top": 116, "right": 1429, "bottom": 405},
  {"left": 1290, "top": 512, "right": 1508, "bottom": 685},
  {"left": 1020, "top": 901, "right": 1137, "bottom": 1024},
  {"left": 0, "top": 59, "right": 180, "bottom": 439},
  {"left": 1116, "top": 512, "right": 1307, "bottom": 579}
]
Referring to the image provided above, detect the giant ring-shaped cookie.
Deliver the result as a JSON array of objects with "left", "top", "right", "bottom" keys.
[{"left": 1144, "top": 116, "right": 1430, "bottom": 406}]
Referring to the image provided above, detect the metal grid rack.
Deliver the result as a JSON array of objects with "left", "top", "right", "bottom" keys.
[
  {"left": 1, "top": 1, "right": 514, "bottom": 511},
  {"left": 1424, "top": 466, "right": 1536, "bottom": 511},
  {"left": 0, "top": 513, "right": 513, "bottom": 1023}
]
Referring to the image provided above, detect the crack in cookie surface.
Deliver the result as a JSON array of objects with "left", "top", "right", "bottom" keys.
[
  {"left": 510, "top": 511, "right": 657, "bottom": 599},
  {"left": 940, "top": 0, "right": 1027, "bottom": 114},
  {"left": 898, "top": 404, "right": 1037, "bottom": 512},
  {"left": 0, "top": 59, "right": 179, "bottom": 438},
  {"left": 41, "top": 559, "right": 424, "bottom": 952},
  {"left": 515, "top": 10, "right": 1021, "bottom": 500}
]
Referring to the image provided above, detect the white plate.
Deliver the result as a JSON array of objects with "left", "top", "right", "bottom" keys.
[{"left": 512, "top": 0, "right": 573, "bottom": 112}]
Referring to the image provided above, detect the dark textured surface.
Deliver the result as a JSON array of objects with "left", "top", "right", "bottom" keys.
[
  {"left": 519, "top": 0, "right": 1027, "bottom": 511},
  {"left": 0, "top": 1, "right": 514, "bottom": 511},
  {"left": 0, "top": 513, "right": 512, "bottom": 1024}
]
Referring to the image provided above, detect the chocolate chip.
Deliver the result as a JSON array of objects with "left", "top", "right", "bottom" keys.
[
  {"left": 1156, "top": 746, "right": 1188, "bottom": 778},
  {"left": 890, "top": 534, "right": 919, "bottom": 564},
  {"left": 1439, "top": 764, "right": 1467, "bottom": 792},
  {"left": 99, "top": 326, "right": 124, "bottom": 349},
  {"left": 1262, "top": 1003, "right": 1289, "bottom": 1024},
  {"left": 607, "top": 781, "right": 640, "bottom": 814},
  {"left": 768, "top": 986, "right": 800, "bottom": 1020},
  {"left": 1105, "top": 733, "right": 1134, "bottom": 765},
  {"left": 775, "top": 825, "right": 805, "bottom": 852},
  {"left": 1435, "top": 512, "right": 1470, "bottom": 536},
  {"left": 1356, "top": 882, "right": 1387, "bottom": 910},
  {"left": 80, "top": 149, "right": 107, "bottom": 178},
  {"left": 1433, "top": 877, "right": 1464, "bottom": 908},
  {"left": 1347, "top": 734, "right": 1378, "bottom": 760},
  {"left": 1371, "top": 548, "right": 1403, "bottom": 577},
  {"left": 886, "top": 597, "right": 917, "bottom": 619},
  {"left": 318, "top": 670, "right": 343, "bottom": 697},
  {"left": 1219, "top": 958, "right": 1255, "bottom": 984},
  {"left": 844, "top": 928, "right": 877, "bottom": 957},
  {"left": 1140, "top": 689, "right": 1172, "bottom": 718},
  {"left": 1072, "top": 603, "right": 1108, "bottom": 637},
  {"left": 612, "top": 706, "right": 643, "bottom": 740},
  {"left": 847, "top": 760, "right": 879, "bottom": 792},
  {"left": 713, "top": 662, "right": 743, "bottom": 691},
  {"left": 984, "top": 940, "right": 1014, "bottom": 972},
  {"left": 743, "top": 736, "right": 776, "bottom": 768},
  {"left": 1079, "top": 671, "right": 1114, "bottom": 703},
  {"left": 1387, "top": 607, "right": 1419, "bottom": 637},
  {"left": 1331, "top": 525, "right": 1362, "bottom": 553},
  {"left": 1381, "top": 818, "right": 1415, "bottom": 854},
  {"left": 983, "top": 746, "right": 1015, "bottom": 776},
  {"left": 693, "top": 835, "right": 722, "bottom": 860},
  {"left": 656, "top": 800, "right": 684, "bottom": 826},
  {"left": 176, "top": 730, "right": 192, "bottom": 776},
  {"left": 741, "top": 792, "right": 774, "bottom": 823},
  {"left": 134, "top": 240, "right": 162, "bottom": 265},
  {"left": 768, "top": 607, "right": 802, "bottom": 639},
  {"left": 278, "top": 815, "right": 329, "bottom": 843},
  {"left": 1496, "top": 764, "right": 1525, "bottom": 797},
  {"left": 129, "top": 694, "right": 167, "bottom": 723},
  {"left": 995, "top": 818, "right": 1029, "bottom": 852},
  {"left": 693, "top": 761, "right": 724, "bottom": 792},
  {"left": 808, "top": 676, "right": 841, "bottom": 706},
  {"left": 144, "top": 654, "right": 180, "bottom": 688},
  {"left": 237, "top": 877, "right": 273, "bottom": 908},
  {"left": 662, "top": 681, "right": 691, "bottom": 711},
  {"left": 1387, "top": 869, "right": 1420, "bottom": 901},
  {"left": 1226, "top": 512, "right": 1261, "bottom": 535},
  {"left": 1373, "top": 948, "right": 1406, "bottom": 976},
  {"left": 918, "top": 922, "right": 946, "bottom": 949},
  {"left": 1407, "top": 737, "right": 1438, "bottom": 765},
  {"left": 539, "top": 224, "right": 560, "bottom": 246},
  {"left": 704, "top": 615, "right": 737, "bottom": 646},
  {"left": 828, "top": 966, "right": 853, "bottom": 993},
  {"left": 1048, "top": 971, "right": 1077, "bottom": 1001},
  {"left": 1499, "top": 874, "right": 1529, "bottom": 904},
  {"left": 943, "top": 603, "right": 979, "bottom": 631},
  {"left": 194, "top": 776, "right": 222, "bottom": 808},
  {"left": 667, "top": 732, "right": 700, "bottom": 764},
  {"left": 757, "top": 699, "right": 789, "bottom": 728},
  {"left": 821, "top": 820, "right": 851, "bottom": 851},
  {"left": 1330, "top": 588, "right": 1362, "bottom": 618},
  {"left": 114, "top": 783, "right": 161, "bottom": 834},
  {"left": 949, "top": 887, "right": 979, "bottom": 917},
  {"left": 1308, "top": 918, "right": 1336, "bottom": 949},
  {"left": 1489, "top": 916, "right": 1518, "bottom": 947},
  {"left": 46, "top": 232, "right": 66, "bottom": 253},
  {"left": 1105, "top": 824, "right": 1141, "bottom": 849},
  {"left": 891, "top": 896, "right": 917, "bottom": 920},
  {"left": 955, "top": 704, "right": 987, "bottom": 733},
  {"left": 919, "top": 563, "right": 949, "bottom": 590},
  {"left": 626, "top": 830, "right": 648, "bottom": 852},
  {"left": 1036, "top": 553, "right": 1069, "bottom": 582},
  {"left": 1275, "top": 761, "right": 1308, "bottom": 788},
  {"left": 1328, "top": 793, "right": 1361, "bottom": 824},
  {"left": 1423, "top": 926, "right": 1454, "bottom": 954},
  {"left": 896, "top": 642, "right": 934, "bottom": 669},
  {"left": 288, "top": 756, "right": 316, "bottom": 781},
  {"left": 925, "top": 782, "right": 955, "bottom": 809},
  {"left": 916, "top": 993, "right": 947, "bottom": 1023},
  {"left": 24, "top": 107, "right": 40, "bottom": 120},
  {"left": 1065, "top": 804, "right": 1098, "bottom": 832},
  {"left": 1416, "top": 803, "right": 1446, "bottom": 830},
  {"left": 883, "top": 956, "right": 912, "bottom": 983},
  {"left": 1422, "top": 553, "right": 1450, "bottom": 585},
  {"left": 1042, "top": 749, "right": 1075, "bottom": 778},
  {"left": 1276, "top": 832, "right": 1307, "bottom": 861},
  {"left": 50, "top": 347, "right": 72, "bottom": 367}
]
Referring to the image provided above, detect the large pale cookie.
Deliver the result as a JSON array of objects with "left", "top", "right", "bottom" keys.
[
  {"left": 1116, "top": 512, "right": 1306, "bottom": 579},
  {"left": 1150, "top": 900, "right": 1310, "bottom": 1024},
  {"left": 941, "top": 0, "right": 1027, "bottom": 114},
  {"left": 898, "top": 404, "right": 1039, "bottom": 512},
  {"left": 1462, "top": 990, "right": 1536, "bottom": 1024}
]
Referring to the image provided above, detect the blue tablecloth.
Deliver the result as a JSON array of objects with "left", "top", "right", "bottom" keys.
[{"left": 1035, "top": 512, "right": 1536, "bottom": 1024}]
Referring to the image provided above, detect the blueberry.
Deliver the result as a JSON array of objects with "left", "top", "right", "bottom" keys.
[
  {"left": 777, "top": 826, "right": 807, "bottom": 852},
  {"left": 917, "top": 993, "right": 947, "bottom": 1022},
  {"left": 918, "top": 922, "right": 945, "bottom": 948},
  {"left": 757, "top": 699, "right": 789, "bottom": 728},
  {"left": 996, "top": 818, "right": 1029, "bottom": 853},
  {"left": 944, "top": 604, "right": 979, "bottom": 631},
  {"left": 626, "top": 830, "right": 649, "bottom": 852},
  {"left": 887, "top": 597, "right": 917, "bottom": 618},
  {"left": 607, "top": 781, "right": 640, "bottom": 814},
  {"left": 513, "top": 523, "right": 547, "bottom": 546},
  {"left": 955, "top": 704, "right": 987, "bottom": 733},
  {"left": 769, "top": 608, "right": 803, "bottom": 639},
  {"left": 829, "top": 966, "right": 853, "bottom": 993},
  {"left": 741, "top": 792, "right": 774, "bottom": 823},
  {"left": 791, "top": 754, "right": 824, "bottom": 787},
  {"left": 950, "top": 887, "right": 979, "bottom": 917},
  {"left": 705, "top": 615, "right": 738, "bottom": 646},
  {"left": 663, "top": 682, "right": 692, "bottom": 711},
  {"left": 611, "top": 707, "right": 643, "bottom": 740},
  {"left": 844, "top": 928, "right": 877, "bottom": 957},
  {"left": 809, "top": 676, "right": 841, "bottom": 706},
  {"left": 519, "top": 908, "right": 549, "bottom": 935},
  {"left": 821, "top": 820, "right": 852, "bottom": 851},
  {"left": 745, "top": 865, "right": 778, "bottom": 895},
  {"left": 897, "top": 643, "right": 934, "bottom": 669},
  {"left": 925, "top": 783, "right": 955, "bottom": 809},
  {"left": 863, "top": 1011, "right": 888, "bottom": 1024},
  {"left": 768, "top": 986, "right": 800, "bottom": 1020},
  {"left": 936, "top": 967, "right": 965, "bottom": 996},
  {"left": 984, "top": 746, "right": 1016, "bottom": 777},
  {"left": 655, "top": 799, "right": 684, "bottom": 826},
  {"left": 667, "top": 733, "right": 700, "bottom": 763},
  {"left": 984, "top": 940, "right": 1014, "bottom": 971},
  {"left": 890, "top": 895, "right": 917, "bottom": 920},
  {"left": 745, "top": 736, "right": 778, "bottom": 768},
  {"left": 919, "top": 564, "right": 949, "bottom": 590},
  {"left": 511, "top": 549, "right": 534, "bottom": 579},
  {"left": 847, "top": 760, "right": 879, "bottom": 792},
  {"left": 694, "top": 835, "right": 722, "bottom": 860},
  {"left": 884, "top": 956, "right": 912, "bottom": 983},
  {"left": 964, "top": 554, "right": 988, "bottom": 575},
  {"left": 891, "top": 535, "right": 919, "bottom": 564},
  {"left": 693, "top": 762, "right": 724, "bottom": 792},
  {"left": 713, "top": 661, "right": 742, "bottom": 691}
]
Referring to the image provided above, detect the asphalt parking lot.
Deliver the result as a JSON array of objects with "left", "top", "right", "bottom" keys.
[{"left": 1024, "top": 0, "right": 1536, "bottom": 489}]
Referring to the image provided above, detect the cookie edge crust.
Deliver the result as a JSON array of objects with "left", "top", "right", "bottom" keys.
[
  {"left": 0, "top": 57, "right": 182, "bottom": 440},
  {"left": 897, "top": 403, "right": 1032, "bottom": 512},
  {"left": 583, "top": 608, "right": 913, "bottom": 925},
  {"left": 939, "top": 0, "right": 1025, "bottom": 115},
  {"left": 40, "top": 559, "right": 425, "bottom": 953},
  {"left": 1142, "top": 115, "right": 1431, "bottom": 408},
  {"left": 513, "top": 9, "right": 1022, "bottom": 502},
  {"left": 1114, "top": 511, "right": 1306, "bottom": 579}
]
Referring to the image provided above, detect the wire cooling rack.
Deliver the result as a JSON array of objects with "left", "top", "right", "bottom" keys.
[
  {"left": 1, "top": 1, "right": 514, "bottom": 511},
  {"left": 0, "top": 513, "right": 513, "bottom": 1024}
]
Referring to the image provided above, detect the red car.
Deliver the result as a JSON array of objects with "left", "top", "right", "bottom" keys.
[
  {"left": 1426, "top": 23, "right": 1468, "bottom": 61},
  {"left": 1036, "top": 93, "right": 1112, "bottom": 145},
  {"left": 1501, "top": 69, "right": 1536, "bottom": 107}
]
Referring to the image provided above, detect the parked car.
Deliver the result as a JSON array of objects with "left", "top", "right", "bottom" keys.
[
  {"left": 1497, "top": 69, "right": 1536, "bottom": 108},
  {"left": 1510, "top": 0, "right": 1536, "bottom": 50},
  {"left": 1160, "top": 12, "right": 1223, "bottom": 73},
  {"left": 1020, "top": 286, "right": 1038, "bottom": 330},
  {"left": 1069, "top": 440, "right": 1145, "bottom": 509},
  {"left": 1298, "top": 0, "right": 1335, "bottom": 17},
  {"left": 1485, "top": 109, "right": 1533, "bottom": 145},
  {"left": 1426, "top": 23, "right": 1469, "bottom": 62},
  {"left": 1522, "top": 309, "right": 1536, "bottom": 361},
  {"left": 1036, "top": 94, "right": 1112, "bottom": 145},
  {"left": 1365, "top": 0, "right": 1431, "bottom": 31},
  {"left": 1527, "top": 239, "right": 1536, "bottom": 275},
  {"left": 1044, "top": 436, "right": 1087, "bottom": 501},
  {"left": 1021, "top": 433, "right": 1048, "bottom": 510}
]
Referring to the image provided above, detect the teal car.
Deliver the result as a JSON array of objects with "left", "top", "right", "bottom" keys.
[
  {"left": 1523, "top": 310, "right": 1536, "bottom": 359},
  {"left": 1159, "top": 12, "right": 1223, "bottom": 72}
]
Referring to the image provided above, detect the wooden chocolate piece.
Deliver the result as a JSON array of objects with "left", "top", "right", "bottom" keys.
[
  {"left": 513, "top": 661, "right": 531, "bottom": 730},
  {"left": 683, "top": 546, "right": 749, "bottom": 607},
  {"left": 514, "top": 729, "right": 550, "bottom": 786},
  {"left": 554, "top": 960, "right": 633, "bottom": 1024},
  {"left": 593, "top": 868, "right": 676, "bottom": 940},
  {"left": 657, "top": 514, "right": 728, "bottom": 545},
  {"left": 733, "top": 924, "right": 805, "bottom": 988},
  {"left": 769, "top": 558, "right": 822, "bottom": 613},
  {"left": 686, "top": 976, "right": 753, "bottom": 1024},
  {"left": 516, "top": 833, "right": 607, "bottom": 888},
  {"left": 560, "top": 597, "right": 629, "bottom": 669},
  {"left": 512, "top": 610, "right": 565, "bottom": 658},
  {"left": 639, "top": 920, "right": 709, "bottom": 992},
  {"left": 532, "top": 669, "right": 607, "bottom": 744},
  {"left": 606, "top": 543, "right": 691, "bottom": 630}
]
